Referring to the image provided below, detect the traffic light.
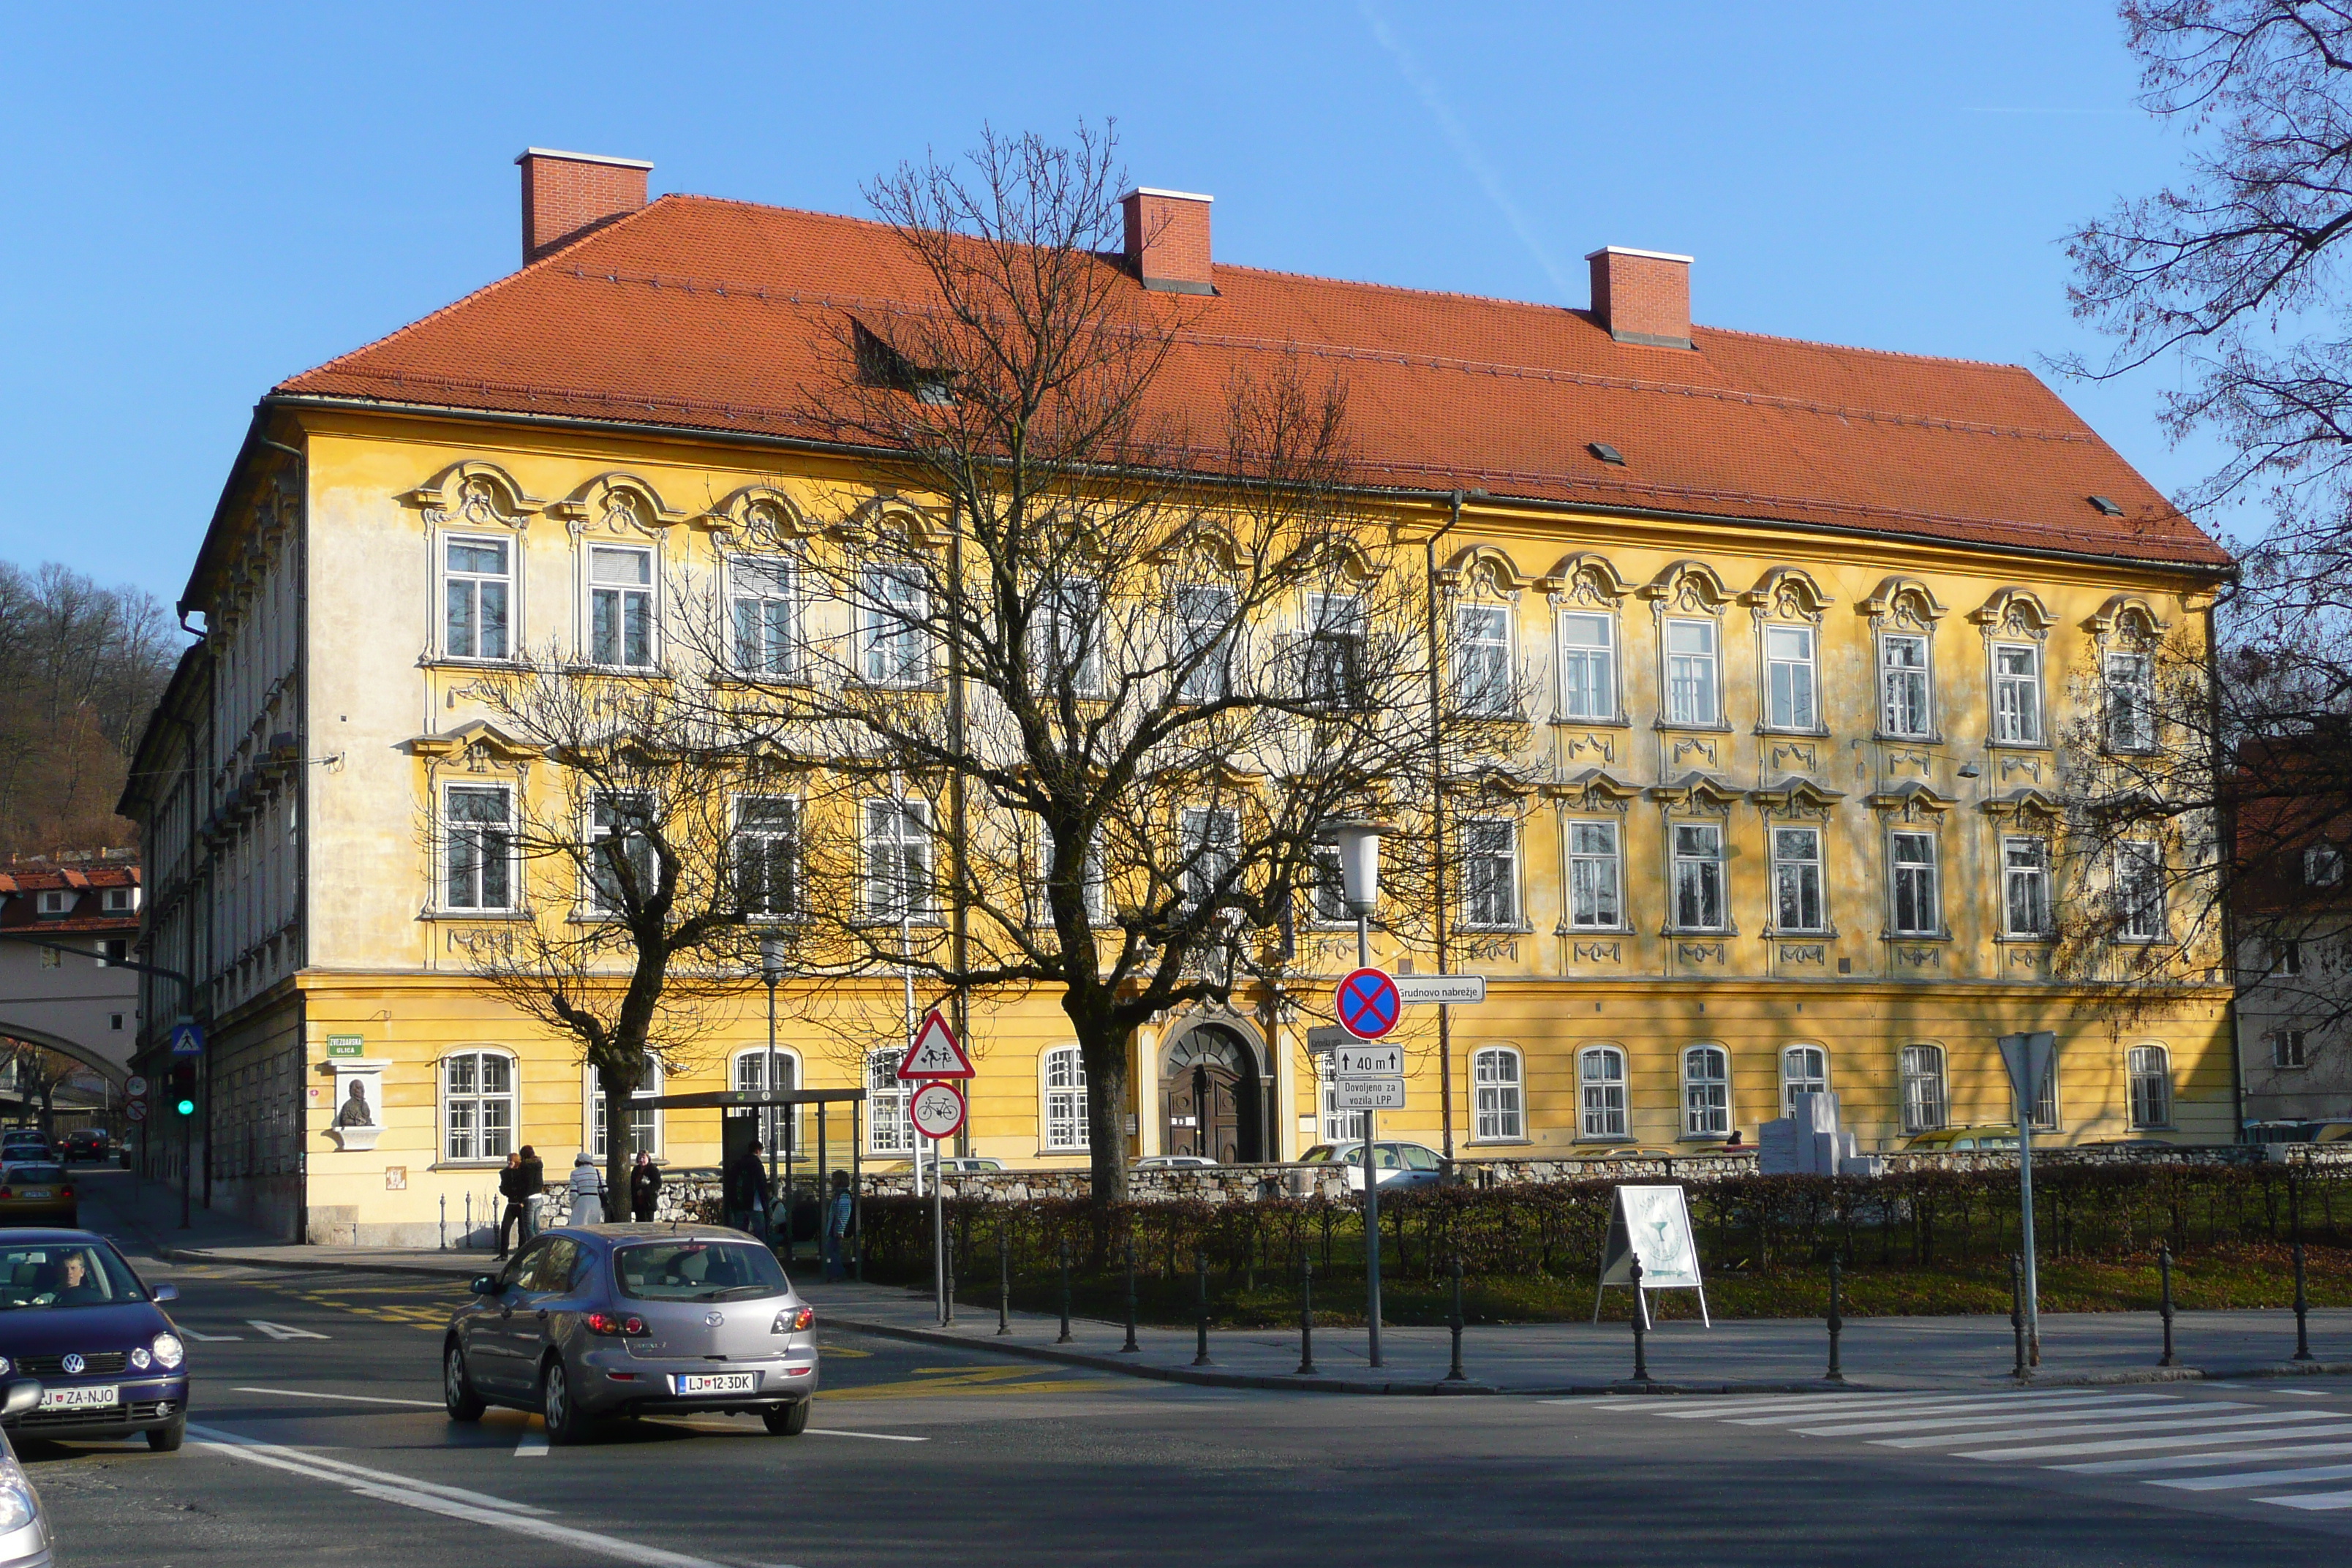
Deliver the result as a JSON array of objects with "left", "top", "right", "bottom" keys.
[{"left": 168, "top": 1061, "right": 197, "bottom": 1117}]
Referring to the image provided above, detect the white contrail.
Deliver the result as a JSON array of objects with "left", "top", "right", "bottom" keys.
[{"left": 1360, "top": 1, "right": 1577, "bottom": 301}]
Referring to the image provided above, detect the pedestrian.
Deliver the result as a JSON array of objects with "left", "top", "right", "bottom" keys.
[
  {"left": 629, "top": 1150, "right": 661, "bottom": 1223},
  {"left": 724, "top": 1138, "right": 770, "bottom": 1238},
  {"left": 496, "top": 1150, "right": 530, "bottom": 1257},
  {"left": 518, "top": 1145, "right": 546, "bottom": 1241},
  {"left": 822, "top": 1169, "right": 853, "bottom": 1281},
  {"left": 567, "top": 1150, "right": 608, "bottom": 1226}
]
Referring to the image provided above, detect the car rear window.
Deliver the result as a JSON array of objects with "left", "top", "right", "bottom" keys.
[
  {"left": 613, "top": 1241, "right": 789, "bottom": 1303},
  {"left": 3, "top": 1166, "right": 65, "bottom": 1184}
]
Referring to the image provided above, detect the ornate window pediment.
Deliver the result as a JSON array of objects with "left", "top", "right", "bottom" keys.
[
  {"left": 552, "top": 472, "right": 684, "bottom": 538},
  {"left": 1971, "top": 587, "right": 2056, "bottom": 641},
  {"left": 1864, "top": 779, "right": 1956, "bottom": 818},
  {"left": 1858, "top": 576, "right": 1948, "bottom": 630},
  {"left": 2085, "top": 593, "right": 2167, "bottom": 647},
  {"left": 399, "top": 461, "right": 543, "bottom": 530},
  {"left": 407, "top": 720, "right": 544, "bottom": 769},
  {"left": 1648, "top": 771, "right": 1744, "bottom": 811},
  {"left": 1637, "top": 559, "right": 1733, "bottom": 614},
  {"left": 1752, "top": 777, "right": 1846, "bottom": 818},
  {"left": 1538, "top": 552, "right": 1630, "bottom": 607},
  {"left": 1744, "top": 567, "right": 1831, "bottom": 623},
  {"left": 1436, "top": 545, "right": 1534, "bottom": 596},
  {"left": 1545, "top": 766, "right": 1641, "bottom": 811},
  {"left": 1981, "top": 786, "right": 2062, "bottom": 823},
  {"left": 698, "top": 485, "right": 816, "bottom": 548}
]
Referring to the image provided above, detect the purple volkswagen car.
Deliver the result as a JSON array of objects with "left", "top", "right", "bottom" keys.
[{"left": 0, "top": 1232, "right": 186, "bottom": 1451}]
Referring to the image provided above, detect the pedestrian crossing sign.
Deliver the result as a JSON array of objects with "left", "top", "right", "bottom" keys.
[{"left": 897, "top": 1008, "right": 974, "bottom": 1080}]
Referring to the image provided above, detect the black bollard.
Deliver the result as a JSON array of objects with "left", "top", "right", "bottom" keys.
[
  {"left": 943, "top": 1229, "right": 956, "bottom": 1327},
  {"left": 1297, "top": 1256, "right": 1317, "bottom": 1376},
  {"left": 1827, "top": 1254, "right": 1845, "bottom": 1384},
  {"left": 2158, "top": 1240, "right": 2177, "bottom": 1368},
  {"left": 1629, "top": 1255, "right": 1651, "bottom": 1384},
  {"left": 1120, "top": 1242, "right": 1139, "bottom": 1354},
  {"left": 1446, "top": 1254, "right": 1467, "bottom": 1382},
  {"left": 2296, "top": 1240, "right": 2315, "bottom": 1362},
  {"left": 1057, "top": 1239, "right": 1074, "bottom": 1345},
  {"left": 997, "top": 1229, "right": 1011, "bottom": 1337},
  {"left": 1193, "top": 1251, "right": 1213, "bottom": 1368},
  {"left": 2010, "top": 1254, "right": 2027, "bottom": 1381}
]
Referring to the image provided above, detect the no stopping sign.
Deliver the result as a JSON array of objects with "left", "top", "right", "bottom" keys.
[{"left": 910, "top": 1081, "right": 967, "bottom": 1140}]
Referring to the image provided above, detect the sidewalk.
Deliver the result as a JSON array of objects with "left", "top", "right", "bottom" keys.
[{"left": 78, "top": 1172, "right": 2352, "bottom": 1395}]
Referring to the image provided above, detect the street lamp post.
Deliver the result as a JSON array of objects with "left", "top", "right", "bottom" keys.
[
  {"left": 761, "top": 936, "right": 785, "bottom": 1250},
  {"left": 1325, "top": 819, "right": 1391, "bottom": 1370}
]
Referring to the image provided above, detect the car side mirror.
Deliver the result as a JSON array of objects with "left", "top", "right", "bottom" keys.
[
  {"left": 1, "top": 1382, "right": 40, "bottom": 1420},
  {"left": 151, "top": 1283, "right": 178, "bottom": 1304},
  {"left": 471, "top": 1275, "right": 498, "bottom": 1297}
]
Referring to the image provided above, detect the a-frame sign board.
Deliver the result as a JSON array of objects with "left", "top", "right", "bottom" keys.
[
  {"left": 897, "top": 1008, "right": 975, "bottom": 1080},
  {"left": 1592, "top": 1184, "right": 1711, "bottom": 1328}
]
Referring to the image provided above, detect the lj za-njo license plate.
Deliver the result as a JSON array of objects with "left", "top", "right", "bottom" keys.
[
  {"left": 40, "top": 1385, "right": 116, "bottom": 1410},
  {"left": 669, "top": 1372, "right": 758, "bottom": 1395}
]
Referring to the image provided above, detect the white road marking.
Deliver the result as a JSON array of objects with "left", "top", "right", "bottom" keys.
[
  {"left": 1953, "top": 1422, "right": 2352, "bottom": 1460},
  {"left": 1803, "top": 1398, "right": 2220, "bottom": 1437},
  {"left": 247, "top": 1319, "right": 330, "bottom": 1341},
  {"left": 2058, "top": 1441, "right": 2352, "bottom": 1475},
  {"left": 2264, "top": 1490, "right": 2352, "bottom": 1512},
  {"left": 234, "top": 1387, "right": 443, "bottom": 1409},
  {"left": 181, "top": 1329, "right": 244, "bottom": 1341},
  {"left": 807, "top": 1428, "right": 927, "bottom": 1441},
  {"left": 515, "top": 1419, "right": 547, "bottom": 1457},
  {"left": 1878, "top": 1411, "right": 2337, "bottom": 1450},
  {"left": 2159, "top": 1461, "right": 2352, "bottom": 1490},
  {"left": 189, "top": 1423, "right": 730, "bottom": 1565}
]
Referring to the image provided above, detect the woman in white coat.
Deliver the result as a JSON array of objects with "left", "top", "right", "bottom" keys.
[{"left": 566, "top": 1152, "right": 608, "bottom": 1226}]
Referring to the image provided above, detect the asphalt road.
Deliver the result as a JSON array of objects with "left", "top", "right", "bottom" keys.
[{"left": 25, "top": 1245, "right": 2352, "bottom": 1566}]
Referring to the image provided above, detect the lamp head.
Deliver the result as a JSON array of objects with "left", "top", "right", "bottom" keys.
[
  {"left": 758, "top": 935, "right": 787, "bottom": 984},
  {"left": 1317, "top": 818, "right": 1395, "bottom": 916}
]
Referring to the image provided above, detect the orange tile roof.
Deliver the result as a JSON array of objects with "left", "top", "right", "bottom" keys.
[{"left": 276, "top": 195, "right": 2227, "bottom": 571}]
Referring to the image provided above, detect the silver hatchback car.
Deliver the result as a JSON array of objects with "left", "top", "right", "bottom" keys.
[{"left": 443, "top": 1224, "right": 818, "bottom": 1444}]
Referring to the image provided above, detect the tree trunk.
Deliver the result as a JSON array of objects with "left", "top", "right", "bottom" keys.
[
  {"left": 1082, "top": 1038, "right": 1130, "bottom": 1205},
  {"left": 600, "top": 1089, "right": 630, "bottom": 1226}
]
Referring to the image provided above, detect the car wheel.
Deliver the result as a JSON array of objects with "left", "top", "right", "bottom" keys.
[
  {"left": 443, "top": 1342, "right": 485, "bottom": 1421},
  {"left": 540, "top": 1358, "right": 591, "bottom": 1446},
  {"left": 146, "top": 1417, "right": 185, "bottom": 1452},
  {"left": 763, "top": 1401, "right": 810, "bottom": 1436}
]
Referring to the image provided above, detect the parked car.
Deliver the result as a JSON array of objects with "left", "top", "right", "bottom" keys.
[
  {"left": 0, "top": 1136, "right": 48, "bottom": 1166},
  {"left": 2246, "top": 1120, "right": 2352, "bottom": 1145},
  {"left": 0, "top": 1389, "right": 53, "bottom": 1558},
  {"left": 445, "top": 1224, "right": 818, "bottom": 1444},
  {"left": 1131, "top": 1155, "right": 1218, "bottom": 1170},
  {"left": 875, "top": 1156, "right": 1005, "bottom": 1175},
  {"left": 0, "top": 1231, "right": 186, "bottom": 1452},
  {"left": 1902, "top": 1126, "right": 2020, "bottom": 1153},
  {"left": 0, "top": 1166, "right": 75, "bottom": 1228},
  {"left": 59, "top": 1129, "right": 108, "bottom": 1164},
  {"left": 1298, "top": 1141, "right": 1444, "bottom": 1190}
]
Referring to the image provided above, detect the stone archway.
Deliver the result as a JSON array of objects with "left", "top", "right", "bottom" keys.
[{"left": 1160, "top": 1022, "right": 1264, "bottom": 1164}]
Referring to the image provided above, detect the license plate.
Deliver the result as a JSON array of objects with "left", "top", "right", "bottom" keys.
[
  {"left": 18, "top": 1190, "right": 49, "bottom": 1200},
  {"left": 669, "top": 1372, "right": 758, "bottom": 1396},
  {"left": 39, "top": 1385, "right": 116, "bottom": 1411}
]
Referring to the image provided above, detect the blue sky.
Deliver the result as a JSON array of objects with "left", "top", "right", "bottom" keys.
[{"left": 1, "top": 1, "right": 2228, "bottom": 606}]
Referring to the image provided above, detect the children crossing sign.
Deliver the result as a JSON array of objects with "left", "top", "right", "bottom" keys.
[{"left": 897, "top": 1009, "right": 975, "bottom": 1080}]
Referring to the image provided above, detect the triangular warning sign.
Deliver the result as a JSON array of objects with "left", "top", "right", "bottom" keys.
[{"left": 897, "top": 1008, "right": 974, "bottom": 1080}]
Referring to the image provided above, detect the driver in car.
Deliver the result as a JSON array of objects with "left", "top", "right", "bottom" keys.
[{"left": 37, "top": 1254, "right": 103, "bottom": 1307}]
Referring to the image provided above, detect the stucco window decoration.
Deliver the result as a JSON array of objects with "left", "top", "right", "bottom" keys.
[
  {"left": 1764, "top": 625, "right": 1817, "bottom": 731},
  {"left": 1972, "top": 588, "right": 2054, "bottom": 747},
  {"left": 443, "top": 784, "right": 516, "bottom": 912},
  {"left": 734, "top": 796, "right": 800, "bottom": 919},
  {"left": 1579, "top": 1046, "right": 1628, "bottom": 1139},
  {"left": 1671, "top": 822, "right": 1727, "bottom": 931},
  {"left": 729, "top": 556, "right": 800, "bottom": 676},
  {"left": 444, "top": 535, "right": 513, "bottom": 660},
  {"left": 1889, "top": 831, "right": 1942, "bottom": 936},
  {"left": 1042, "top": 1046, "right": 1089, "bottom": 1151},
  {"left": 441, "top": 1049, "right": 516, "bottom": 1162},
  {"left": 860, "top": 565, "right": 930, "bottom": 685},
  {"left": 1461, "top": 818, "right": 1520, "bottom": 929},
  {"left": 1861, "top": 578, "right": 1946, "bottom": 742},
  {"left": 1174, "top": 582, "right": 1237, "bottom": 702},
  {"left": 589, "top": 793, "right": 655, "bottom": 915},
  {"left": 1664, "top": 619, "right": 1720, "bottom": 726},
  {"left": 1181, "top": 806, "right": 1240, "bottom": 913},
  {"left": 2003, "top": 836, "right": 2051, "bottom": 938},
  {"left": 1472, "top": 1047, "right": 1525, "bottom": 1141},
  {"left": 1302, "top": 592, "right": 1368, "bottom": 709},
  {"left": 2117, "top": 840, "right": 2166, "bottom": 942},
  {"left": 1455, "top": 602, "right": 1515, "bottom": 716},
  {"left": 1771, "top": 826, "right": 1825, "bottom": 933},
  {"left": 587, "top": 545, "right": 655, "bottom": 668},
  {"left": 1567, "top": 821, "right": 1623, "bottom": 930},
  {"left": 863, "top": 797, "right": 934, "bottom": 923}
]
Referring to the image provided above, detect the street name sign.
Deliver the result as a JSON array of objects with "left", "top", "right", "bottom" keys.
[
  {"left": 1332, "top": 1042, "right": 1405, "bottom": 1079},
  {"left": 909, "top": 1081, "right": 968, "bottom": 1140},
  {"left": 169, "top": 1021, "right": 204, "bottom": 1057},
  {"left": 1334, "top": 968, "right": 1402, "bottom": 1040},
  {"left": 1305, "top": 1025, "right": 1353, "bottom": 1057},
  {"left": 1393, "top": 974, "right": 1486, "bottom": 1006},
  {"left": 897, "top": 1009, "right": 975, "bottom": 1080},
  {"left": 1333, "top": 1079, "right": 1406, "bottom": 1111}
]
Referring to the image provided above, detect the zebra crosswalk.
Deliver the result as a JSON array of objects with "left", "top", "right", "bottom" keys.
[{"left": 1578, "top": 1385, "right": 2352, "bottom": 1515}]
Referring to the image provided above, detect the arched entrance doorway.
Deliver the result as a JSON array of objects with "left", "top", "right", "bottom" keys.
[{"left": 1161, "top": 1024, "right": 1262, "bottom": 1163}]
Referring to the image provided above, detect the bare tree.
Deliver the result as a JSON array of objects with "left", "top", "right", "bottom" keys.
[
  {"left": 685, "top": 128, "right": 1526, "bottom": 1199},
  {"left": 0, "top": 1039, "right": 80, "bottom": 1139}
]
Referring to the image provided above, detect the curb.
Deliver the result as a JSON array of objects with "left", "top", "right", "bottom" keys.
[{"left": 159, "top": 1245, "right": 491, "bottom": 1281}]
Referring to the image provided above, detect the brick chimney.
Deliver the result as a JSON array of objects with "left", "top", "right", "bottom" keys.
[
  {"left": 1586, "top": 246, "right": 1693, "bottom": 349},
  {"left": 516, "top": 148, "right": 654, "bottom": 265},
  {"left": 1121, "top": 188, "right": 1215, "bottom": 295}
]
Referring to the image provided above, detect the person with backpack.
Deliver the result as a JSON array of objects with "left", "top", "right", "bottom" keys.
[
  {"left": 723, "top": 1139, "right": 770, "bottom": 1238},
  {"left": 822, "top": 1169, "right": 855, "bottom": 1281}
]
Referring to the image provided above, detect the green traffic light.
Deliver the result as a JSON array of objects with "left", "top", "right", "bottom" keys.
[{"left": 175, "top": 1098, "right": 195, "bottom": 1116}]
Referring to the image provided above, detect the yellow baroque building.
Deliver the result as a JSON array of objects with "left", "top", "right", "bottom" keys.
[{"left": 121, "top": 150, "right": 2236, "bottom": 1244}]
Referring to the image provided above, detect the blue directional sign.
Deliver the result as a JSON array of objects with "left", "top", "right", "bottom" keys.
[
  {"left": 169, "top": 1021, "right": 205, "bottom": 1057},
  {"left": 1335, "top": 967, "right": 1402, "bottom": 1041}
]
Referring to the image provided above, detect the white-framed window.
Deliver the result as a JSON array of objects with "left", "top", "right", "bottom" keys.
[
  {"left": 1181, "top": 806, "right": 1240, "bottom": 911},
  {"left": 1764, "top": 625, "right": 1817, "bottom": 731},
  {"left": 867, "top": 1049, "right": 913, "bottom": 1156},
  {"left": 734, "top": 796, "right": 799, "bottom": 919},
  {"left": 2104, "top": 651, "right": 2155, "bottom": 752},
  {"left": 861, "top": 565, "right": 930, "bottom": 686},
  {"left": 1889, "top": 830, "right": 1941, "bottom": 937},
  {"left": 102, "top": 886, "right": 133, "bottom": 913},
  {"left": 587, "top": 544, "right": 655, "bottom": 668},
  {"left": 1174, "top": 583, "right": 1237, "bottom": 702},
  {"left": 1455, "top": 603, "right": 1515, "bottom": 716},
  {"left": 1682, "top": 1044, "right": 1730, "bottom": 1138},
  {"left": 862, "top": 797, "right": 933, "bottom": 923},
  {"left": 440, "top": 1049, "right": 516, "bottom": 1162},
  {"left": 1321, "top": 1059, "right": 1369, "bottom": 1143},
  {"left": 1461, "top": 818, "right": 1519, "bottom": 929},
  {"left": 1567, "top": 821, "right": 1623, "bottom": 930},
  {"left": 587, "top": 1056, "right": 663, "bottom": 1158},
  {"left": 1664, "top": 618, "right": 1719, "bottom": 726},
  {"left": 1579, "top": 1046, "right": 1628, "bottom": 1140},
  {"left": 2127, "top": 1044, "right": 2174, "bottom": 1128},
  {"left": 588, "top": 792, "right": 655, "bottom": 915},
  {"left": 2002, "top": 836, "right": 2051, "bottom": 938},
  {"left": 1671, "top": 822, "right": 1726, "bottom": 931},
  {"left": 1899, "top": 1044, "right": 1948, "bottom": 1134},
  {"left": 2307, "top": 845, "right": 2345, "bottom": 888},
  {"left": 2117, "top": 840, "right": 2165, "bottom": 942},
  {"left": 1991, "top": 644, "right": 2041, "bottom": 744},
  {"left": 1303, "top": 592, "right": 1365, "bottom": 709},
  {"left": 1036, "top": 577, "right": 1104, "bottom": 697},
  {"left": 732, "top": 1047, "right": 801, "bottom": 1153},
  {"left": 1879, "top": 633, "right": 1932, "bottom": 739},
  {"left": 1771, "top": 826, "right": 1824, "bottom": 933},
  {"left": 444, "top": 535, "right": 513, "bottom": 660},
  {"left": 2280, "top": 939, "right": 2306, "bottom": 976},
  {"left": 1471, "top": 1047, "right": 1525, "bottom": 1141},
  {"left": 729, "top": 556, "right": 799, "bottom": 676},
  {"left": 1308, "top": 844, "right": 1350, "bottom": 927},
  {"left": 2273, "top": 1030, "right": 2310, "bottom": 1069},
  {"left": 33, "top": 892, "right": 67, "bottom": 917},
  {"left": 1042, "top": 1045, "right": 1089, "bottom": 1151},
  {"left": 444, "top": 784, "right": 516, "bottom": 912},
  {"left": 1780, "top": 1044, "right": 1828, "bottom": 1120},
  {"left": 2029, "top": 1052, "right": 2061, "bottom": 1132},
  {"left": 1557, "top": 611, "right": 1617, "bottom": 721}
]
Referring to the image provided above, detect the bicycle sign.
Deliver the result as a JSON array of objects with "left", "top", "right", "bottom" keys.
[
  {"left": 909, "top": 1081, "right": 968, "bottom": 1141},
  {"left": 1334, "top": 967, "right": 1401, "bottom": 1041}
]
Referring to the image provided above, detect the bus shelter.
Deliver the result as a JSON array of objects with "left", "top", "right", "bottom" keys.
[{"left": 638, "top": 1087, "right": 868, "bottom": 1278}]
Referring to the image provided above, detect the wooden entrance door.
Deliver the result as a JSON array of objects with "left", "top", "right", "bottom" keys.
[{"left": 1165, "top": 1063, "right": 1242, "bottom": 1161}]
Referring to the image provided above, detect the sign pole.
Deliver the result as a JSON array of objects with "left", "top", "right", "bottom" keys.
[
  {"left": 934, "top": 1126, "right": 947, "bottom": 1325},
  {"left": 1997, "top": 1031, "right": 2051, "bottom": 1367},
  {"left": 1357, "top": 912, "right": 1382, "bottom": 1369}
]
